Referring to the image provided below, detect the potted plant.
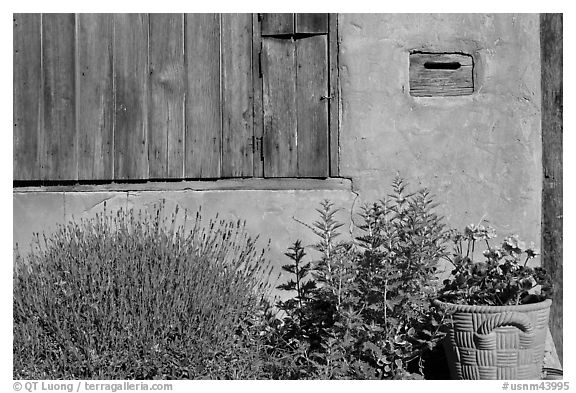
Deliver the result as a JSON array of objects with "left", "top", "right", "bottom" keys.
[{"left": 434, "top": 224, "right": 553, "bottom": 380}]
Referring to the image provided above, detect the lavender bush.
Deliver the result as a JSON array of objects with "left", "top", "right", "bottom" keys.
[{"left": 13, "top": 202, "right": 274, "bottom": 379}]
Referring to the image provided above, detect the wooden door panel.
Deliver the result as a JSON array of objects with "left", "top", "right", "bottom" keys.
[
  {"left": 185, "top": 13, "right": 222, "bottom": 178},
  {"left": 261, "top": 13, "right": 294, "bottom": 36},
  {"left": 42, "top": 14, "right": 77, "bottom": 180},
  {"left": 296, "top": 35, "right": 329, "bottom": 177},
  {"left": 149, "top": 14, "right": 185, "bottom": 179},
  {"left": 221, "top": 13, "right": 254, "bottom": 177},
  {"left": 262, "top": 38, "right": 298, "bottom": 177},
  {"left": 14, "top": 13, "right": 41, "bottom": 181},
  {"left": 113, "top": 14, "right": 149, "bottom": 180},
  {"left": 77, "top": 13, "right": 114, "bottom": 180},
  {"left": 295, "top": 14, "right": 328, "bottom": 34}
]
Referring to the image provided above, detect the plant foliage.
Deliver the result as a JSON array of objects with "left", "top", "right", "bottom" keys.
[
  {"left": 273, "top": 177, "right": 450, "bottom": 379},
  {"left": 13, "top": 202, "right": 274, "bottom": 379},
  {"left": 437, "top": 224, "right": 553, "bottom": 306}
]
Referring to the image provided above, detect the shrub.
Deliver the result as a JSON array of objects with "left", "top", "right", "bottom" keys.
[
  {"left": 273, "top": 177, "right": 450, "bottom": 379},
  {"left": 13, "top": 202, "right": 274, "bottom": 379}
]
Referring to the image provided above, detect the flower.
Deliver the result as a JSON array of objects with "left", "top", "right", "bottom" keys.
[
  {"left": 439, "top": 226, "right": 552, "bottom": 306},
  {"left": 464, "top": 224, "right": 497, "bottom": 241},
  {"left": 525, "top": 242, "right": 540, "bottom": 259},
  {"left": 483, "top": 248, "right": 503, "bottom": 260},
  {"left": 502, "top": 235, "right": 526, "bottom": 255}
]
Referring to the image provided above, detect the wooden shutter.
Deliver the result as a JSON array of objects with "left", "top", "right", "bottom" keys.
[
  {"left": 260, "top": 13, "right": 330, "bottom": 178},
  {"left": 42, "top": 14, "right": 77, "bottom": 180},
  {"left": 13, "top": 13, "right": 337, "bottom": 182},
  {"left": 14, "top": 14, "right": 41, "bottom": 181},
  {"left": 261, "top": 13, "right": 329, "bottom": 35},
  {"left": 113, "top": 14, "right": 149, "bottom": 180},
  {"left": 295, "top": 14, "right": 328, "bottom": 34},
  {"left": 296, "top": 35, "right": 329, "bottom": 177},
  {"left": 149, "top": 14, "right": 185, "bottom": 179},
  {"left": 77, "top": 14, "right": 114, "bottom": 180},
  {"left": 221, "top": 13, "right": 254, "bottom": 177},
  {"left": 262, "top": 38, "right": 298, "bottom": 177},
  {"left": 185, "top": 13, "right": 221, "bottom": 179},
  {"left": 261, "top": 13, "right": 294, "bottom": 36}
]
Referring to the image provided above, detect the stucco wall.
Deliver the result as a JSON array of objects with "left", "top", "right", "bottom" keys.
[
  {"left": 339, "top": 13, "right": 542, "bottom": 244},
  {"left": 14, "top": 183, "right": 357, "bottom": 297},
  {"left": 13, "top": 14, "right": 542, "bottom": 279}
]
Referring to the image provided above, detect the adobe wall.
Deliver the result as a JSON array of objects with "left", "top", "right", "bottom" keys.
[{"left": 339, "top": 13, "right": 542, "bottom": 245}]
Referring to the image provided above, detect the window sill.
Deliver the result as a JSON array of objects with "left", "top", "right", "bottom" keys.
[{"left": 13, "top": 178, "right": 353, "bottom": 193}]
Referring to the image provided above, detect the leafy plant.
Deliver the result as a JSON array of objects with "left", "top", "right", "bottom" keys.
[
  {"left": 273, "top": 177, "right": 450, "bottom": 379},
  {"left": 437, "top": 224, "right": 553, "bottom": 306},
  {"left": 13, "top": 202, "right": 275, "bottom": 379}
]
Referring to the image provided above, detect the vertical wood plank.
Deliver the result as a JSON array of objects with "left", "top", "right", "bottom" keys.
[
  {"left": 262, "top": 38, "right": 297, "bottom": 177},
  {"left": 261, "top": 13, "right": 294, "bottom": 36},
  {"left": 149, "top": 13, "right": 185, "bottom": 179},
  {"left": 77, "top": 13, "right": 113, "bottom": 180},
  {"left": 296, "top": 35, "right": 329, "bottom": 177},
  {"left": 295, "top": 13, "right": 328, "bottom": 34},
  {"left": 185, "top": 13, "right": 221, "bottom": 178},
  {"left": 221, "top": 13, "right": 253, "bottom": 178},
  {"left": 252, "top": 13, "right": 264, "bottom": 178},
  {"left": 13, "top": 13, "right": 41, "bottom": 181},
  {"left": 42, "top": 13, "right": 77, "bottom": 181},
  {"left": 113, "top": 14, "right": 149, "bottom": 180},
  {"left": 541, "top": 13, "right": 563, "bottom": 365},
  {"left": 328, "top": 13, "right": 339, "bottom": 176}
]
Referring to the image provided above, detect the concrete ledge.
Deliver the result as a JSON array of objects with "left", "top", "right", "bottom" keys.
[{"left": 13, "top": 178, "right": 353, "bottom": 193}]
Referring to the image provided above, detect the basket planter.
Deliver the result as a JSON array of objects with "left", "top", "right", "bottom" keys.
[{"left": 434, "top": 299, "right": 552, "bottom": 380}]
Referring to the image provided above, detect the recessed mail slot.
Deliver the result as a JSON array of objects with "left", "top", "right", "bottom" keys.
[{"left": 409, "top": 52, "right": 474, "bottom": 97}]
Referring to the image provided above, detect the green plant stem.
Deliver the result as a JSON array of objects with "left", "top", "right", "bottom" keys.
[{"left": 295, "top": 258, "right": 303, "bottom": 314}]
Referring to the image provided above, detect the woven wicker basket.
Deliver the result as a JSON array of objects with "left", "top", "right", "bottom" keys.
[{"left": 434, "top": 299, "right": 552, "bottom": 380}]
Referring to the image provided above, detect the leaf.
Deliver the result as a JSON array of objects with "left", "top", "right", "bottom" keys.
[{"left": 362, "top": 341, "right": 382, "bottom": 357}]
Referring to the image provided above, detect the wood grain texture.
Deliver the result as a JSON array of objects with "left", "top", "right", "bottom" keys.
[
  {"left": 261, "top": 13, "right": 294, "bottom": 36},
  {"left": 328, "top": 13, "right": 339, "bottom": 176},
  {"left": 296, "top": 36, "right": 328, "bottom": 177},
  {"left": 409, "top": 53, "right": 473, "bottom": 97},
  {"left": 113, "top": 14, "right": 149, "bottom": 180},
  {"left": 42, "top": 13, "right": 77, "bottom": 180},
  {"left": 149, "top": 13, "right": 185, "bottom": 179},
  {"left": 295, "top": 13, "right": 328, "bottom": 34},
  {"left": 77, "top": 14, "right": 113, "bottom": 180},
  {"left": 13, "top": 13, "right": 41, "bottom": 180},
  {"left": 185, "top": 13, "right": 221, "bottom": 178},
  {"left": 262, "top": 38, "right": 297, "bottom": 177},
  {"left": 221, "top": 13, "right": 253, "bottom": 178},
  {"left": 252, "top": 13, "right": 264, "bottom": 177},
  {"left": 540, "top": 13, "right": 563, "bottom": 365}
]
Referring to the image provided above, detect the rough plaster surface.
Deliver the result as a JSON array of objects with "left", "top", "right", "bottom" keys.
[
  {"left": 14, "top": 14, "right": 542, "bottom": 278},
  {"left": 339, "top": 13, "right": 542, "bottom": 246},
  {"left": 14, "top": 189, "right": 357, "bottom": 288}
]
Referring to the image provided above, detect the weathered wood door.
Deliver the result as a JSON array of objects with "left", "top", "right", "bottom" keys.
[
  {"left": 259, "top": 13, "right": 331, "bottom": 178},
  {"left": 14, "top": 14, "right": 338, "bottom": 182}
]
